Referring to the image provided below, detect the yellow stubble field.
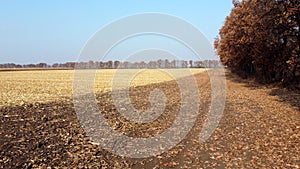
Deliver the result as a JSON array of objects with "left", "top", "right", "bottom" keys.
[{"left": 0, "top": 69, "right": 206, "bottom": 107}]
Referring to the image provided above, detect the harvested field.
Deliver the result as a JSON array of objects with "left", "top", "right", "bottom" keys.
[
  {"left": 0, "top": 69, "right": 299, "bottom": 168},
  {"left": 0, "top": 69, "right": 205, "bottom": 107}
]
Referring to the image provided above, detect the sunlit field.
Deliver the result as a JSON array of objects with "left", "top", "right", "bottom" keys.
[{"left": 0, "top": 69, "right": 206, "bottom": 107}]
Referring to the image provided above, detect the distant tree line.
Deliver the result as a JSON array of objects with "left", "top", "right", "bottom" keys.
[
  {"left": 215, "top": 0, "right": 299, "bottom": 86},
  {"left": 0, "top": 59, "right": 222, "bottom": 69},
  {"left": 0, "top": 62, "right": 74, "bottom": 69}
]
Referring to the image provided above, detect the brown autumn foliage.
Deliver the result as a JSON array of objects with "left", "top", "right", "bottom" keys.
[{"left": 215, "top": 0, "right": 300, "bottom": 86}]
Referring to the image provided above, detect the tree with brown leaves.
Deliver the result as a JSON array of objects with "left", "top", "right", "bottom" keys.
[{"left": 215, "top": 0, "right": 299, "bottom": 86}]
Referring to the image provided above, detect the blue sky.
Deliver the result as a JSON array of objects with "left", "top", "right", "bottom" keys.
[{"left": 0, "top": 1, "right": 233, "bottom": 64}]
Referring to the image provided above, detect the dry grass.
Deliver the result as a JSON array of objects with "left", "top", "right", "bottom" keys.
[{"left": 0, "top": 69, "right": 206, "bottom": 107}]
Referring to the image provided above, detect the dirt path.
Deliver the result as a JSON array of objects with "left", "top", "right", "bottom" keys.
[{"left": 0, "top": 71, "right": 299, "bottom": 168}]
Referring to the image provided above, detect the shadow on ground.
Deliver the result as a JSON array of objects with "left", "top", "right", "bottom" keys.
[{"left": 225, "top": 70, "right": 300, "bottom": 111}]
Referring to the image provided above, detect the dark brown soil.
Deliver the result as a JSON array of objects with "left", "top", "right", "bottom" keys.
[{"left": 0, "top": 71, "right": 299, "bottom": 168}]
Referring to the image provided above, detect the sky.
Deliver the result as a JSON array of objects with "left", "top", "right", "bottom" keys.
[{"left": 0, "top": 1, "right": 233, "bottom": 64}]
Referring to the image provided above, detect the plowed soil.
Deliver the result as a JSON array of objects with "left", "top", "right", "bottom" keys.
[{"left": 0, "top": 70, "right": 299, "bottom": 168}]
